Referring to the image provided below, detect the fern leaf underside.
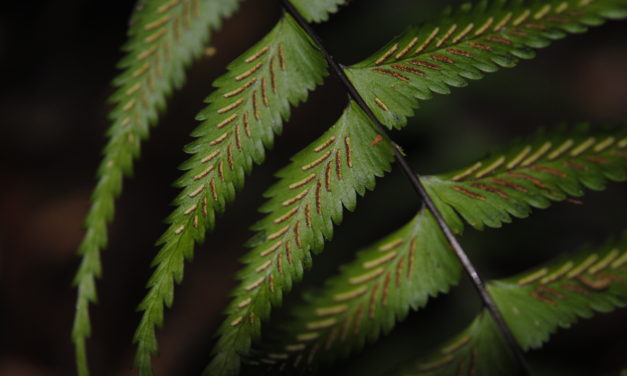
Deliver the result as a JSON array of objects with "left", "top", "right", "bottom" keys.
[
  {"left": 132, "top": 13, "right": 329, "bottom": 376},
  {"left": 400, "top": 311, "right": 514, "bottom": 376},
  {"left": 72, "top": 0, "right": 240, "bottom": 374},
  {"left": 76, "top": 1, "right": 627, "bottom": 375},
  {"left": 254, "top": 208, "right": 461, "bottom": 369},
  {"left": 491, "top": 232, "right": 627, "bottom": 350},
  {"left": 346, "top": 0, "right": 627, "bottom": 130},
  {"left": 248, "top": 0, "right": 627, "bottom": 367},
  {"left": 205, "top": 101, "right": 395, "bottom": 376},
  {"left": 397, "top": 233, "right": 627, "bottom": 375},
  {"left": 255, "top": 125, "right": 627, "bottom": 369},
  {"left": 424, "top": 125, "right": 627, "bottom": 230}
]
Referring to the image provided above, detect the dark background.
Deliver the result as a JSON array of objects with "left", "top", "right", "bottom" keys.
[{"left": 1, "top": 0, "right": 626, "bottom": 375}]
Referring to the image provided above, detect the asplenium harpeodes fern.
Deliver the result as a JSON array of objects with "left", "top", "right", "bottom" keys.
[
  {"left": 395, "top": 233, "right": 627, "bottom": 375},
  {"left": 206, "top": 1, "right": 627, "bottom": 371},
  {"left": 133, "top": 12, "right": 331, "bottom": 375},
  {"left": 424, "top": 125, "right": 627, "bottom": 229},
  {"left": 72, "top": 0, "right": 627, "bottom": 375},
  {"left": 200, "top": 0, "right": 627, "bottom": 374},
  {"left": 205, "top": 101, "right": 394, "bottom": 375},
  {"left": 72, "top": 0, "right": 241, "bottom": 374},
  {"left": 254, "top": 124, "right": 627, "bottom": 369},
  {"left": 346, "top": 0, "right": 627, "bottom": 129}
]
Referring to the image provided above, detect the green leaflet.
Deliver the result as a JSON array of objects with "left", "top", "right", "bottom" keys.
[
  {"left": 423, "top": 125, "right": 627, "bottom": 230},
  {"left": 345, "top": 0, "right": 627, "bottom": 130},
  {"left": 204, "top": 101, "right": 395, "bottom": 376},
  {"left": 253, "top": 208, "right": 461, "bottom": 369},
  {"left": 396, "top": 233, "right": 627, "bottom": 375},
  {"left": 395, "top": 311, "right": 515, "bottom": 376},
  {"left": 72, "top": 0, "right": 241, "bottom": 374},
  {"left": 290, "top": 0, "right": 348, "bottom": 22},
  {"left": 133, "top": 13, "right": 327, "bottom": 376},
  {"left": 490, "top": 231, "right": 627, "bottom": 350}
]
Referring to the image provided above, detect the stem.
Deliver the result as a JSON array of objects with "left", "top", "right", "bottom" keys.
[{"left": 281, "top": 1, "right": 530, "bottom": 374}]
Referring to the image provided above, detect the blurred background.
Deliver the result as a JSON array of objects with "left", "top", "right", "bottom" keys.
[{"left": 0, "top": 0, "right": 626, "bottom": 375}]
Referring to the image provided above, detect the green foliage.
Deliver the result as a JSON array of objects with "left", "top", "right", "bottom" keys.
[
  {"left": 395, "top": 234, "right": 627, "bottom": 375},
  {"left": 490, "top": 232, "right": 627, "bottom": 350},
  {"left": 253, "top": 209, "right": 461, "bottom": 368},
  {"left": 72, "top": 0, "right": 627, "bottom": 375},
  {"left": 291, "top": 0, "right": 348, "bottom": 22},
  {"left": 72, "top": 0, "right": 241, "bottom": 374},
  {"left": 424, "top": 125, "right": 627, "bottom": 230},
  {"left": 396, "top": 311, "right": 515, "bottom": 376},
  {"left": 254, "top": 125, "right": 627, "bottom": 369},
  {"left": 346, "top": 0, "right": 627, "bottom": 129},
  {"left": 133, "top": 13, "right": 328, "bottom": 376},
  {"left": 204, "top": 101, "right": 395, "bottom": 376}
]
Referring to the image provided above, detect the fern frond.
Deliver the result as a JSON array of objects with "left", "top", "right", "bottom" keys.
[
  {"left": 290, "top": 0, "right": 348, "bottom": 22},
  {"left": 252, "top": 125, "right": 627, "bottom": 369},
  {"left": 132, "top": 14, "right": 328, "bottom": 376},
  {"left": 72, "top": 0, "right": 241, "bottom": 374},
  {"left": 423, "top": 125, "right": 627, "bottom": 230},
  {"left": 396, "top": 311, "right": 515, "bottom": 376},
  {"left": 204, "top": 101, "right": 395, "bottom": 376},
  {"left": 396, "top": 233, "right": 627, "bottom": 375},
  {"left": 489, "top": 231, "right": 627, "bottom": 350},
  {"left": 252, "top": 208, "right": 461, "bottom": 369},
  {"left": 345, "top": 0, "right": 627, "bottom": 129}
]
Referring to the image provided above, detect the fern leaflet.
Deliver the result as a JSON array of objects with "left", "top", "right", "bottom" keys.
[
  {"left": 397, "top": 311, "right": 514, "bottom": 376},
  {"left": 131, "top": 13, "right": 329, "bottom": 375},
  {"left": 253, "top": 208, "right": 461, "bottom": 369},
  {"left": 345, "top": 0, "right": 627, "bottom": 129},
  {"left": 204, "top": 101, "right": 395, "bottom": 376},
  {"left": 395, "top": 233, "right": 627, "bottom": 375},
  {"left": 290, "top": 0, "right": 348, "bottom": 22},
  {"left": 72, "top": 0, "right": 241, "bottom": 374},
  {"left": 424, "top": 125, "right": 627, "bottom": 230},
  {"left": 490, "top": 231, "right": 627, "bottom": 350}
]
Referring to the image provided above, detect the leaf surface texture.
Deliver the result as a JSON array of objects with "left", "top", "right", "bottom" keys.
[
  {"left": 395, "top": 233, "right": 627, "bottom": 375},
  {"left": 346, "top": 0, "right": 627, "bottom": 129},
  {"left": 133, "top": 13, "right": 328, "bottom": 375},
  {"left": 73, "top": 0, "right": 241, "bottom": 373},
  {"left": 490, "top": 232, "right": 627, "bottom": 350},
  {"left": 424, "top": 125, "right": 627, "bottom": 230},
  {"left": 254, "top": 209, "right": 461, "bottom": 368},
  {"left": 205, "top": 101, "right": 395, "bottom": 376},
  {"left": 254, "top": 125, "right": 627, "bottom": 369}
]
